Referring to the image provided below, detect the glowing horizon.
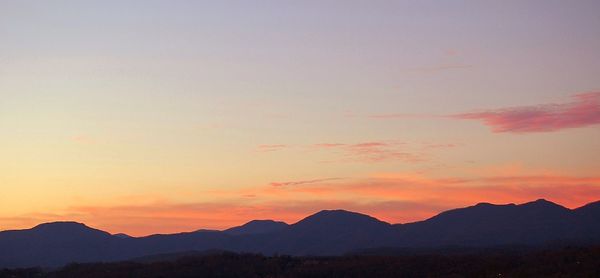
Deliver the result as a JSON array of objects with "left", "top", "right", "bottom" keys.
[{"left": 4, "top": 198, "right": 599, "bottom": 237}]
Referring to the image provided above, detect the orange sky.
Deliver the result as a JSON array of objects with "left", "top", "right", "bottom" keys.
[{"left": 1, "top": 1, "right": 600, "bottom": 236}]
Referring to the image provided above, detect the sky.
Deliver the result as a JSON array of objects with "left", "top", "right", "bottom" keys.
[{"left": 1, "top": 0, "right": 600, "bottom": 236}]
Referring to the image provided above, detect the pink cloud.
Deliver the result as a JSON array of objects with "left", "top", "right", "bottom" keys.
[
  {"left": 257, "top": 144, "right": 289, "bottom": 152},
  {"left": 453, "top": 92, "right": 600, "bottom": 133},
  {"left": 351, "top": 142, "right": 389, "bottom": 148}
]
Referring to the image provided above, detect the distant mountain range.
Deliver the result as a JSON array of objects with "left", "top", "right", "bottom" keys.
[{"left": 1, "top": 199, "right": 599, "bottom": 268}]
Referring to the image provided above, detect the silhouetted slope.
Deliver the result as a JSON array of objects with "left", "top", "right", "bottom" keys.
[
  {"left": 394, "top": 199, "right": 576, "bottom": 247},
  {"left": 574, "top": 200, "right": 600, "bottom": 220},
  {"left": 113, "top": 233, "right": 132, "bottom": 239},
  {"left": 0, "top": 222, "right": 117, "bottom": 268},
  {"left": 224, "top": 220, "right": 288, "bottom": 235},
  {"left": 118, "top": 230, "right": 240, "bottom": 261},
  {"left": 259, "top": 210, "right": 394, "bottom": 255},
  {"left": 574, "top": 201, "right": 600, "bottom": 239}
]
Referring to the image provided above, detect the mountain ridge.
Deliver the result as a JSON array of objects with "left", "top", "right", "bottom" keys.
[
  {"left": 224, "top": 220, "right": 289, "bottom": 235},
  {"left": 1, "top": 199, "right": 599, "bottom": 268}
]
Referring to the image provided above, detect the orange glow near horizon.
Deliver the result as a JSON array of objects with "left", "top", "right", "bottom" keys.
[{"left": 2, "top": 172, "right": 599, "bottom": 236}]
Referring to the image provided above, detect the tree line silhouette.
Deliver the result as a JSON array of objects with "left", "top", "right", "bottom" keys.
[{"left": 2, "top": 246, "right": 599, "bottom": 277}]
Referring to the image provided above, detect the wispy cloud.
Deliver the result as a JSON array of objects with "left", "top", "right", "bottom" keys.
[
  {"left": 256, "top": 144, "right": 289, "bottom": 152},
  {"left": 270, "top": 172, "right": 600, "bottom": 212},
  {"left": 351, "top": 142, "right": 389, "bottom": 148},
  {"left": 312, "top": 141, "right": 423, "bottom": 163},
  {"left": 368, "top": 92, "right": 600, "bottom": 134},
  {"left": 270, "top": 178, "right": 343, "bottom": 187},
  {"left": 453, "top": 92, "right": 600, "bottom": 133}
]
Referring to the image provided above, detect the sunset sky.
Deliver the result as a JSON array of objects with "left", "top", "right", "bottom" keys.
[{"left": 1, "top": 1, "right": 600, "bottom": 236}]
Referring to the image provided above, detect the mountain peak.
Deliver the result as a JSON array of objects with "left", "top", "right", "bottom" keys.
[
  {"left": 33, "top": 221, "right": 89, "bottom": 231},
  {"left": 520, "top": 199, "right": 566, "bottom": 209},
  {"left": 534, "top": 198, "right": 552, "bottom": 203},
  {"left": 30, "top": 221, "right": 111, "bottom": 237},
  {"left": 296, "top": 209, "right": 390, "bottom": 227},
  {"left": 304, "top": 209, "right": 369, "bottom": 221},
  {"left": 113, "top": 233, "right": 133, "bottom": 239},
  {"left": 474, "top": 202, "right": 516, "bottom": 208},
  {"left": 246, "top": 219, "right": 285, "bottom": 225},
  {"left": 313, "top": 209, "right": 355, "bottom": 215},
  {"left": 224, "top": 220, "right": 288, "bottom": 235}
]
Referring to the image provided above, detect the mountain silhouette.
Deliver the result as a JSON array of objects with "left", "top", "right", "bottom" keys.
[
  {"left": 224, "top": 220, "right": 288, "bottom": 235},
  {"left": 392, "top": 199, "right": 576, "bottom": 247},
  {"left": 573, "top": 200, "right": 600, "bottom": 240},
  {"left": 258, "top": 210, "right": 395, "bottom": 255},
  {"left": 1, "top": 199, "right": 599, "bottom": 268},
  {"left": 0, "top": 222, "right": 116, "bottom": 267}
]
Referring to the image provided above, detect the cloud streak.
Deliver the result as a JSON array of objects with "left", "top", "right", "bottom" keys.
[
  {"left": 453, "top": 92, "right": 600, "bottom": 133},
  {"left": 313, "top": 141, "right": 425, "bottom": 163},
  {"left": 257, "top": 144, "right": 289, "bottom": 152},
  {"left": 263, "top": 141, "right": 435, "bottom": 164},
  {"left": 270, "top": 178, "right": 343, "bottom": 187},
  {"left": 369, "top": 92, "right": 600, "bottom": 134},
  {"left": 271, "top": 173, "right": 600, "bottom": 214}
]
